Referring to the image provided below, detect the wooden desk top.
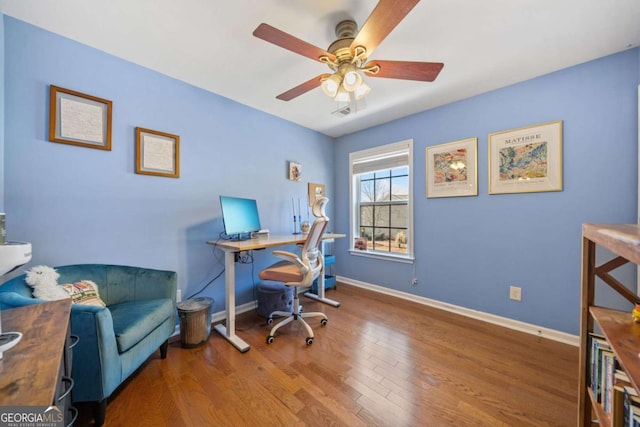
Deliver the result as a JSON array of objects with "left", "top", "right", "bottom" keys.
[
  {"left": 0, "top": 299, "right": 71, "bottom": 406},
  {"left": 207, "top": 233, "right": 345, "bottom": 252}
]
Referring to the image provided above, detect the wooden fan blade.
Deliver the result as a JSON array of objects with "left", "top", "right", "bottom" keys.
[
  {"left": 351, "top": 0, "right": 420, "bottom": 57},
  {"left": 364, "top": 60, "right": 443, "bottom": 81},
  {"left": 276, "top": 74, "right": 331, "bottom": 101},
  {"left": 253, "top": 23, "right": 336, "bottom": 63}
]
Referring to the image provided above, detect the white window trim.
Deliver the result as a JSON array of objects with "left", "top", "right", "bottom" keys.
[{"left": 348, "top": 139, "right": 414, "bottom": 262}]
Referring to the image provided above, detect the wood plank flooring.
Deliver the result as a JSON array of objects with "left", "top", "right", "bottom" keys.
[{"left": 76, "top": 283, "right": 578, "bottom": 426}]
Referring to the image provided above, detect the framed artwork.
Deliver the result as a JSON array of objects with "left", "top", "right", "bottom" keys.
[
  {"left": 308, "top": 183, "right": 326, "bottom": 206},
  {"left": 288, "top": 161, "right": 302, "bottom": 181},
  {"left": 426, "top": 137, "right": 478, "bottom": 198},
  {"left": 488, "top": 120, "right": 563, "bottom": 194},
  {"left": 49, "top": 85, "right": 112, "bottom": 150},
  {"left": 135, "top": 127, "right": 180, "bottom": 178}
]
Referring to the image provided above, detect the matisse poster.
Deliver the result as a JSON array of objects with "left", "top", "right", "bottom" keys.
[
  {"left": 426, "top": 137, "right": 477, "bottom": 198},
  {"left": 488, "top": 121, "right": 563, "bottom": 194}
]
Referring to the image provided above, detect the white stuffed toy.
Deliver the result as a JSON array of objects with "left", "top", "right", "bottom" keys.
[{"left": 25, "top": 265, "right": 69, "bottom": 300}]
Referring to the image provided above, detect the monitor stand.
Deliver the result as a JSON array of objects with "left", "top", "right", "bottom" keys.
[{"left": 229, "top": 233, "right": 251, "bottom": 241}]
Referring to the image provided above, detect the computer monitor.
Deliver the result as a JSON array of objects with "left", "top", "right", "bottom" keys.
[{"left": 219, "top": 196, "right": 262, "bottom": 240}]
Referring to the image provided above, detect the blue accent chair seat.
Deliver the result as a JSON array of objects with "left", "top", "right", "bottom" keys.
[{"left": 0, "top": 264, "right": 177, "bottom": 426}]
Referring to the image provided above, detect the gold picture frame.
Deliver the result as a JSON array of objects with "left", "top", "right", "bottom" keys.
[
  {"left": 308, "top": 183, "right": 326, "bottom": 206},
  {"left": 135, "top": 127, "right": 180, "bottom": 178},
  {"left": 49, "top": 85, "right": 112, "bottom": 150},
  {"left": 488, "top": 120, "right": 563, "bottom": 194},
  {"left": 426, "top": 137, "right": 478, "bottom": 198}
]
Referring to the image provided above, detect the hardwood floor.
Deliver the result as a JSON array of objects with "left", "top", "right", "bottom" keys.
[{"left": 76, "top": 283, "right": 578, "bottom": 426}]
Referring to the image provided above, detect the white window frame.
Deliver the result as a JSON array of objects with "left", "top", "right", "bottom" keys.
[{"left": 349, "top": 139, "right": 414, "bottom": 263}]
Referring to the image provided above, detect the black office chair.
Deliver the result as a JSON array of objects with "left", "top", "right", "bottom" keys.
[{"left": 259, "top": 197, "right": 329, "bottom": 345}]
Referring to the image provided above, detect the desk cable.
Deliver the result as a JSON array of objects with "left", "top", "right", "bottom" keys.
[{"left": 185, "top": 238, "right": 226, "bottom": 300}]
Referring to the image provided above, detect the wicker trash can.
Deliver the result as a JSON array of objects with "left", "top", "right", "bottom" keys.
[{"left": 177, "top": 297, "right": 213, "bottom": 348}]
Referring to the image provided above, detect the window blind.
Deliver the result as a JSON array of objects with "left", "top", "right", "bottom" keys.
[{"left": 352, "top": 151, "right": 409, "bottom": 175}]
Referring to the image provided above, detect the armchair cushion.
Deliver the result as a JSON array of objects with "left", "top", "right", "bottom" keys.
[{"left": 110, "top": 298, "right": 174, "bottom": 353}]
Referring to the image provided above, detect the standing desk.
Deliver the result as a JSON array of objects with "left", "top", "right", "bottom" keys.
[{"left": 207, "top": 233, "right": 344, "bottom": 352}]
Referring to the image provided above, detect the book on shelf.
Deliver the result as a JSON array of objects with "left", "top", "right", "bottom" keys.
[
  {"left": 612, "top": 369, "right": 634, "bottom": 426},
  {"left": 631, "top": 404, "right": 640, "bottom": 427},
  {"left": 590, "top": 333, "right": 611, "bottom": 402},
  {"left": 614, "top": 384, "right": 626, "bottom": 426},
  {"left": 601, "top": 349, "right": 616, "bottom": 412},
  {"left": 624, "top": 386, "right": 640, "bottom": 427}
]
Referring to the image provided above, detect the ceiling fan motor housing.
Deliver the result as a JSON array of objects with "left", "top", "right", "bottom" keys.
[
  {"left": 335, "top": 19, "right": 358, "bottom": 39},
  {"left": 327, "top": 20, "right": 359, "bottom": 67}
]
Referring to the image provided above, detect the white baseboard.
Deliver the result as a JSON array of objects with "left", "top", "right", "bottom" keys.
[{"left": 336, "top": 275, "right": 579, "bottom": 347}]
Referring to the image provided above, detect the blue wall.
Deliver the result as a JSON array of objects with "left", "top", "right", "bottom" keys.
[
  {"left": 334, "top": 48, "right": 640, "bottom": 335},
  {"left": 2, "top": 14, "right": 639, "bottom": 336},
  {"left": 3, "top": 17, "right": 334, "bottom": 311}
]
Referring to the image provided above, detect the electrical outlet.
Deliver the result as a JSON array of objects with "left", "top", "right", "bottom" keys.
[
  {"left": 509, "top": 286, "right": 522, "bottom": 301},
  {"left": 177, "top": 289, "right": 182, "bottom": 303}
]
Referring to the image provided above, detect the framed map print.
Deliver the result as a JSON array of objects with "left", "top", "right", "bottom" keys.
[
  {"left": 426, "top": 137, "right": 477, "bottom": 198},
  {"left": 488, "top": 121, "right": 563, "bottom": 194}
]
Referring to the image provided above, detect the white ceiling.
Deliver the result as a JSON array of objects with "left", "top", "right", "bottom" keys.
[{"left": 1, "top": 0, "right": 639, "bottom": 138}]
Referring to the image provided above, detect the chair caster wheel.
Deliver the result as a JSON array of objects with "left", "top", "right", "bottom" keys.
[
  {"left": 267, "top": 318, "right": 273, "bottom": 325},
  {"left": 305, "top": 337, "right": 313, "bottom": 346},
  {"left": 266, "top": 335, "right": 274, "bottom": 344},
  {"left": 320, "top": 319, "right": 328, "bottom": 326}
]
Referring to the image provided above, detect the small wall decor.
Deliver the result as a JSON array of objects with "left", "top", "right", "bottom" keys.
[
  {"left": 307, "top": 182, "right": 326, "bottom": 206},
  {"left": 288, "top": 161, "right": 302, "bottom": 181},
  {"left": 49, "top": 85, "right": 112, "bottom": 150},
  {"left": 135, "top": 127, "right": 180, "bottom": 178},
  {"left": 426, "top": 137, "right": 477, "bottom": 198},
  {"left": 488, "top": 120, "right": 563, "bottom": 194}
]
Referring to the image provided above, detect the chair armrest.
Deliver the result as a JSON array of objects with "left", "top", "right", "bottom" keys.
[
  {"left": 70, "top": 304, "right": 121, "bottom": 402},
  {"left": 272, "top": 250, "right": 308, "bottom": 273},
  {"left": 0, "top": 292, "right": 44, "bottom": 309}
]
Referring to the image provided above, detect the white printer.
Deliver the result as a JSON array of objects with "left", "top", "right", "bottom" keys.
[{"left": 0, "top": 241, "right": 32, "bottom": 276}]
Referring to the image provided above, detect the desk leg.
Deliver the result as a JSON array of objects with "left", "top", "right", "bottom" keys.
[
  {"left": 213, "top": 250, "right": 250, "bottom": 352},
  {"left": 304, "top": 240, "right": 341, "bottom": 307}
]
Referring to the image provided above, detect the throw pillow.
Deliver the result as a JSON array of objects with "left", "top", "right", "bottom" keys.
[{"left": 60, "top": 280, "right": 106, "bottom": 307}]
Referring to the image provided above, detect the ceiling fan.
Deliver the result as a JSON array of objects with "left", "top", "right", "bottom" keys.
[{"left": 252, "top": 0, "right": 444, "bottom": 103}]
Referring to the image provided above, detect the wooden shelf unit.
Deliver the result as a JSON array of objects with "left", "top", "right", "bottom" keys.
[
  {"left": 0, "top": 299, "right": 76, "bottom": 424},
  {"left": 579, "top": 224, "right": 640, "bottom": 426}
]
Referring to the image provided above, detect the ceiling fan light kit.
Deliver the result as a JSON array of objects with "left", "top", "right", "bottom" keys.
[
  {"left": 341, "top": 64, "right": 363, "bottom": 92},
  {"left": 321, "top": 63, "right": 365, "bottom": 100},
  {"left": 253, "top": 0, "right": 443, "bottom": 106},
  {"left": 321, "top": 73, "right": 342, "bottom": 97},
  {"left": 354, "top": 82, "right": 371, "bottom": 100}
]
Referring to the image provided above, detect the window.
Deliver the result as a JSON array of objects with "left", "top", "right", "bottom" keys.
[{"left": 349, "top": 139, "right": 413, "bottom": 261}]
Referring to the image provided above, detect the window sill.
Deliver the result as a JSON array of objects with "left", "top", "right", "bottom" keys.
[{"left": 349, "top": 250, "right": 414, "bottom": 263}]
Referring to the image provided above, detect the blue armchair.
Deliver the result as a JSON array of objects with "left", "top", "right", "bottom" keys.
[{"left": 0, "top": 264, "right": 177, "bottom": 426}]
